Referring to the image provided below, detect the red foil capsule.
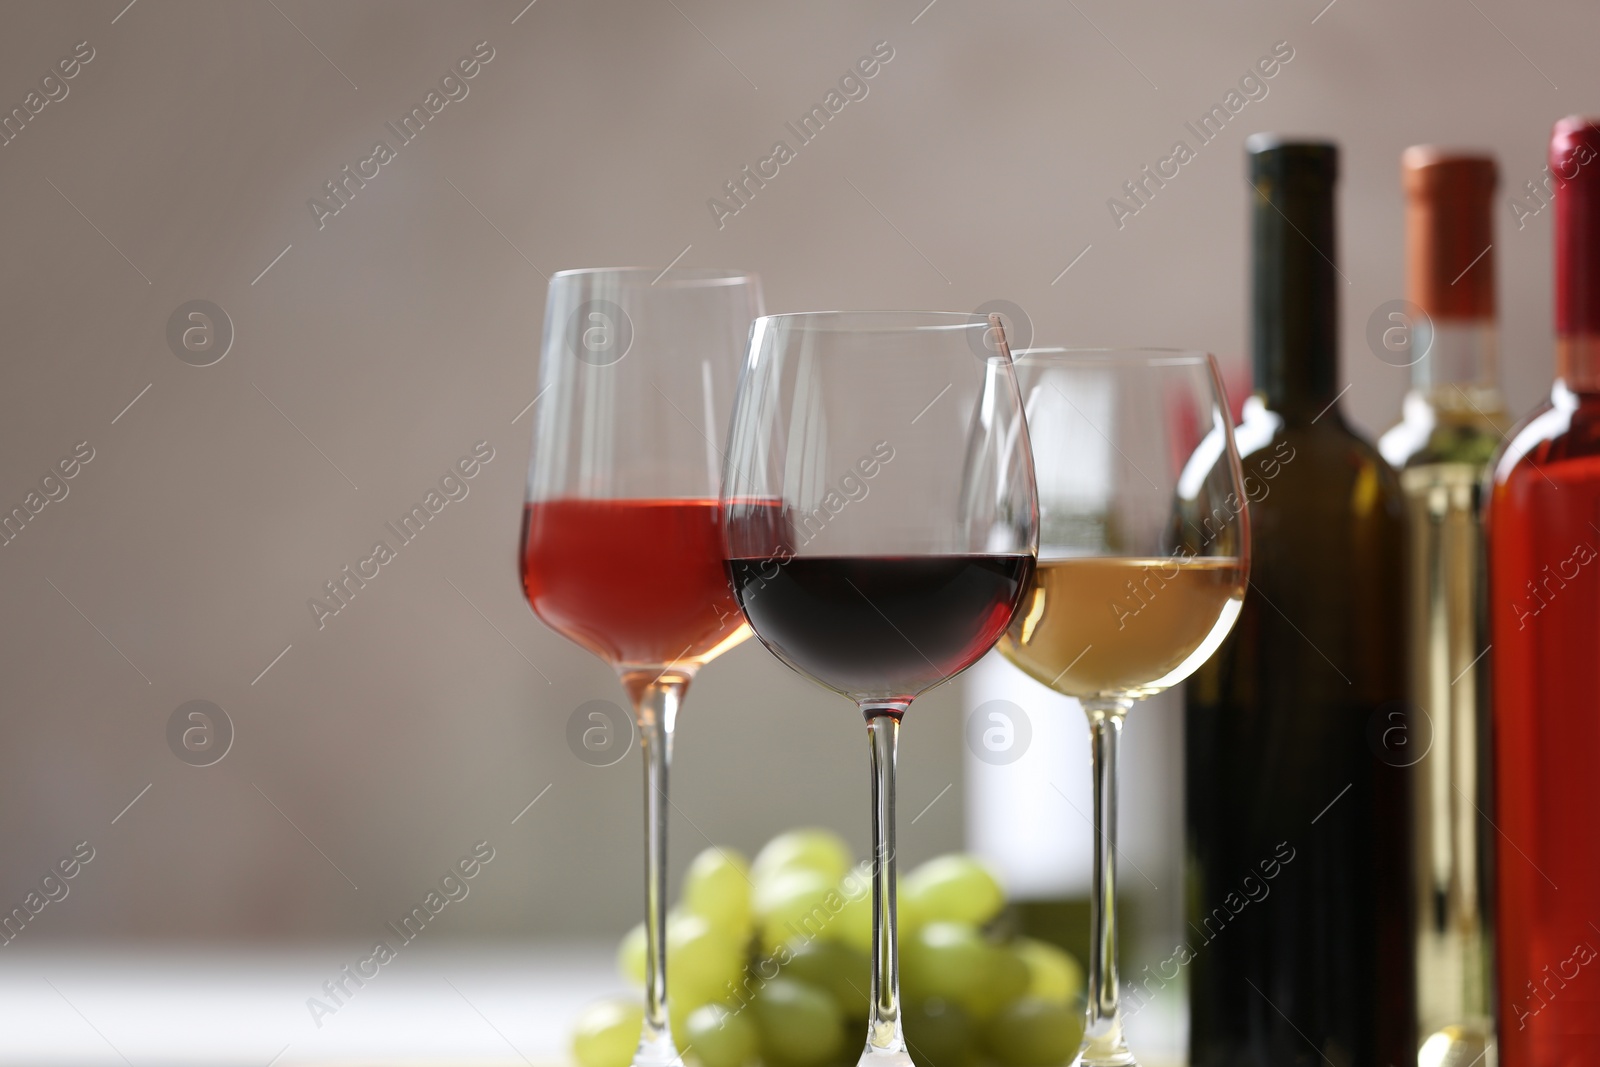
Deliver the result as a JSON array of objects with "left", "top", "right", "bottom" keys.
[
  {"left": 1552, "top": 116, "right": 1600, "bottom": 338},
  {"left": 1402, "top": 147, "right": 1497, "bottom": 323}
]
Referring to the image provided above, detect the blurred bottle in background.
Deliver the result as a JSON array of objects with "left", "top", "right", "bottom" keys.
[
  {"left": 1377, "top": 147, "right": 1502, "bottom": 1067},
  {"left": 1185, "top": 137, "right": 1415, "bottom": 1067},
  {"left": 1488, "top": 115, "right": 1600, "bottom": 1067}
]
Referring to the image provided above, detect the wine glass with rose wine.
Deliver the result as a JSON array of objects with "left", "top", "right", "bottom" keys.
[
  {"left": 721, "top": 312, "right": 1039, "bottom": 1067},
  {"left": 995, "top": 349, "right": 1250, "bottom": 1067},
  {"left": 521, "top": 267, "right": 762, "bottom": 1067}
]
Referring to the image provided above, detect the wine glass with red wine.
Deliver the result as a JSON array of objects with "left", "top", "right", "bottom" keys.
[
  {"left": 721, "top": 311, "right": 1039, "bottom": 1067},
  {"left": 521, "top": 267, "right": 763, "bottom": 1067}
]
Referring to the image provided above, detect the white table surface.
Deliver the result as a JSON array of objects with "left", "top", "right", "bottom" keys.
[
  {"left": 0, "top": 942, "right": 617, "bottom": 1065},
  {"left": 0, "top": 942, "right": 1185, "bottom": 1067}
]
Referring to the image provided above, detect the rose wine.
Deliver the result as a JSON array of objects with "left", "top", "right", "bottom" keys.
[
  {"left": 1377, "top": 148, "right": 1504, "bottom": 1064},
  {"left": 1185, "top": 138, "right": 1415, "bottom": 1066},
  {"left": 726, "top": 555, "right": 1033, "bottom": 704},
  {"left": 521, "top": 498, "right": 753, "bottom": 672},
  {"left": 997, "top": 557, "right": 1244, "bottom": 700},
  {"left": 1488, "top": 116, "right": 1600, "bottom": 1062}
]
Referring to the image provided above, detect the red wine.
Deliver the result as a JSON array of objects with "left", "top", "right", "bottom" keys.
[
  {"left": 727, "top": 555, "right": 1032, "bottom": 704},
  {"left": 1488, "top": 117, "right": 1600, "bottom": 1063},
  {"left": 521, "top": 498, "right": 754, "bottom": 672}
]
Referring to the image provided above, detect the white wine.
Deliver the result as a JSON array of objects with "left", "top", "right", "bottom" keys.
[
  {"left": 1398, "top": 464, "right": 1494, "bottom": 1060},
  {"left": 997, "top": 556, "right": 1245, "bottom": 700},
  {"left": 1378, "top": 148, "right": 1504, "bottom": 1064}
]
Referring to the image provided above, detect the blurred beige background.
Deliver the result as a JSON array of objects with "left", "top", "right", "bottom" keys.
[{"left": 0, "top": 0, "right": 1594, "bottom": 964}]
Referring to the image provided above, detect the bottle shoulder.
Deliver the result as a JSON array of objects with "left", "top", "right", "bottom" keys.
[
  {"left": 1491, "top": 384, "right": 1600, "bottom": 488},
  {"left": 1380, "top": 390, "right": 1506, "bottom": 470},
  {"left": 1377, "top": 395, "right": 1430, "bottom": 469},
  {"left": 1236, "top": 400, "right": 1404, "bottom": 518}
]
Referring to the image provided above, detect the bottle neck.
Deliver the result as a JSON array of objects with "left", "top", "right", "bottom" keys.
[
  {"left": 1551, "top": 119, "right": 1600, "bottom": 389},
  {"left": 1414, "top": 318, "right": 1501, "bottom": 402},
  {"left": 1252, "top": 179, "right": 1340, "bottom": 420}
]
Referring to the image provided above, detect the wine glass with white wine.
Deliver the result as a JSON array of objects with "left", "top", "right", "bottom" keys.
[{"left": 996, "top": 348, "right": 1250, "bottom": 1067}]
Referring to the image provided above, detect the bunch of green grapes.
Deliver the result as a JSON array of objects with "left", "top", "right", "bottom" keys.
[{"left": 572, "top": 829, "right": 1085, "bottom": 1067}]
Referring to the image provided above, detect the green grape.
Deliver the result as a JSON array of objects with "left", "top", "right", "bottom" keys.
[
  {"left": 1011, "top": 938, "right": 1084, "bottom": 1006},
  {"left": 904, "top": 999, "right": 977, "bottom": 1067},
  {"left": 900, "top": 886, "right": 929, "bottom": 935},
  {"left": 671, "top": 1001, "right": 695, "bottom": 1055},
  {"left": 752, "top": 979, "right": 843, "bottom": 1067},
  {"left": 619, "top": 921, "right": 647, "bottom": 986},
  {"left": 752, "top": 829, "right": 853, "bottom": 885},
  {"left": 822, "top": 869, "right": 928, "bottom": 957},
  {"left": 572, "top": 997, "right": 644, "bottom": 1067},
  {"left": 684, "top": 847, "right": 754, "bottom": 938},
  {"left": 964, "top": 944, "right": 1030, "bottom": 1022},
  {"left": 821, "top": 881, "right": 872, "bottom": 954},
  {"left": 900, "top": 922, "right": 992, "bottom": 1007},
  {"left": 615, "top": 913, "right": 745, "bottom": 1007},
  {"left": 754, "top": 869, "right": 837, "bottom": 952},
  {"left": 983, "top": 997, "right": 1085, "bottom": 1067},
  {"left": 903, "top": 854, "right": 1005, "bottom": 928},
  {"left": 684, "top": 1003, "right": 759, "bottom": 1067},
  {"left": 669, "top": 913, "right": 746, "bottom": 1010},
  {"left": 781, "top": 937, "right": 871, "bottom": 1019}
]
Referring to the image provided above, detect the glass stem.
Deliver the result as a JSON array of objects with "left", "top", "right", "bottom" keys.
[
  {"left": 1083, "top": 698, "right": 1135, "bottom": 1066},
  {"left": 862, "top": 705, "right": 910, "bottom": 1065},
  {"left": 633, "top": 675, "right": 687, "bottom": 1067}
]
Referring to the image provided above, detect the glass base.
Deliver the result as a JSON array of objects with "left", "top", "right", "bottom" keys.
[
  {"left": 1072, "top": 1020, "right": 1138, "bottom": 1067},
  {"left": 856, "top": 1044, "right": 914, "bottom": 1067},
  {"left": 632, "top": 1027, "right": 684, "bottom": 1067},
  {"left": 1419, "top": 1022, "right": 1495, "bottom": 1067}
]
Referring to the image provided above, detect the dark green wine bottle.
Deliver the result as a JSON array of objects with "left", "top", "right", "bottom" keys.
[{"left": 1183, "top": 137, "right": 1415, "bottom": 1067}]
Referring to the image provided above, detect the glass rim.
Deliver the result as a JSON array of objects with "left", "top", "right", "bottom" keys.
[
  {"left": 548, "top": 266, "right": 757, "bottom": 288},
  {"left": 1014, "top": 346, "right": 1214, "bottom": 367},
  {"left": 752, "top": 310, "right": 993, "bottom": 333}
]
